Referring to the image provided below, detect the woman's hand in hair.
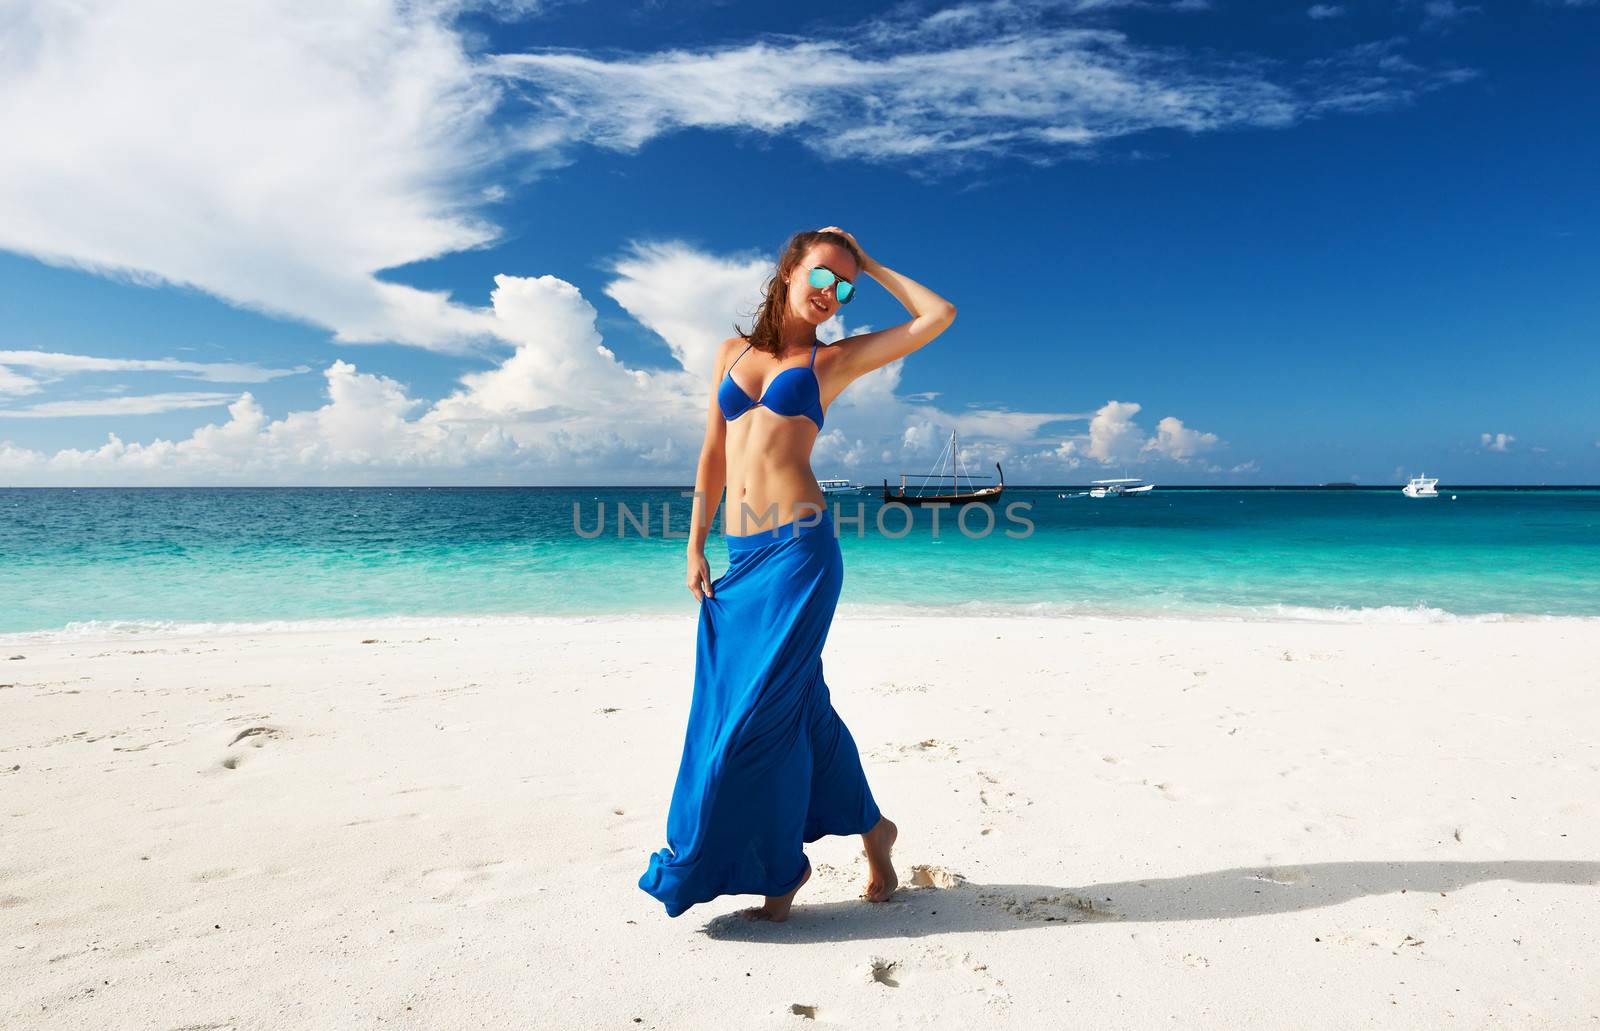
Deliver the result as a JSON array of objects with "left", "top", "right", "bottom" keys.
[{"left": 817, "top": 226, "right": 872, "bottom": 269}]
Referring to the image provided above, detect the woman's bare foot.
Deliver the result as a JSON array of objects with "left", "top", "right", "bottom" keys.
[
  {"left": 861, "top": 816, "right": 899, "bottom": 903},
  {"left": 742, "top": 862, "right": 810, "bottom": 922}
]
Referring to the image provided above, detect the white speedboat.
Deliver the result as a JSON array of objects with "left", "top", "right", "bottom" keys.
[
  {"left": 818, "top": 478, "right": 864, "bottom": 495},
  {"left": 1402, "top": 474, "right": 1440, "bottom": 498},
  {"left": 1087, "top": 477, "right": 1155, "bottom": 498}
]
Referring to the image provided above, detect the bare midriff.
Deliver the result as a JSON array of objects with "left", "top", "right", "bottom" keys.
[{"left": 722, "top": 408, "right": 827, "bottom": 536}]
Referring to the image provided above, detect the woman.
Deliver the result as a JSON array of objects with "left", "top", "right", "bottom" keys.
[{"left": 638, "top": 226, "right": 958, "bottom": 922}]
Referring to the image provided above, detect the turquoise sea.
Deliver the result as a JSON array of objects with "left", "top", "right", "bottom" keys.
[{"left": 2, "top": 486, "right": 1598, "bottom": 637}]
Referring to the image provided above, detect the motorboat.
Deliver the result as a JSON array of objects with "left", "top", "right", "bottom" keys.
[
  {"left": 1085, "top": 477, "right": 1154, "bottom": 498},
  {"left": 818, "top": 478, "right": 864, "bottom": 495},
  {"left": 1402, "top": 474, "right": 1440, "bottom": 498}
]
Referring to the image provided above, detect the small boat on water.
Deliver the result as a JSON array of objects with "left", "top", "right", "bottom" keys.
[
  {"left": 883, "top": 429, "right": 1004, "bottom": 505},
  {"left": 818, "top": 478, "right": 865, "bottom": 495},
  {"left": 1061, "top": 477, "right": 1155, "bottom": 498},
  {"left": 1090, "top": 477, "right": 1154, "bottom": 498},
  {"left": 1402, "top": 474, "right": 1440, "bottom": 498}
]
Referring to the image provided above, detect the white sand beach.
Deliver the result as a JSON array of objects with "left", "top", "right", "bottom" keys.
[{"left": 3, "top": 614, "right": 1597, "bottom": 1029}]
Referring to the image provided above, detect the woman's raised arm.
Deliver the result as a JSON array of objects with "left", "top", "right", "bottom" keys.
[{"left": 821, "top": 227, "right": 957, "bottom": 385}]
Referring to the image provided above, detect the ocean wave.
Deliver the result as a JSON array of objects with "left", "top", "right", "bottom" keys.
[
  {"left": 834, "top": 599, "right": 1595, "bottom": 625},
  {"left": 4, "top": 600, "right": 1594, "bottom": 643},
  {"left": 0, "top": 611, "right": 675, "bottom": 644}
]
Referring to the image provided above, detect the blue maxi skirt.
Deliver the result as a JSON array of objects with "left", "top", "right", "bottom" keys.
[{"left": 639, "top": 508, "right": 883, "bottom": 917}]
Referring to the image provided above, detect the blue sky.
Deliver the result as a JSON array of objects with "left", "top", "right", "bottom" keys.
[{"left": 1, "top": 0, "right": 1595, "bottom": 485}]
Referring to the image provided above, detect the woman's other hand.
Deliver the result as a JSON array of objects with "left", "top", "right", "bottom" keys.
[{"left": 687, "top": 549, "right": 714, "bottom": 602}]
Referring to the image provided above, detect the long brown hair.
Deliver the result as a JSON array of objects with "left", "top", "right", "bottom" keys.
[{"left": 738, "top": 230, "right": 864, "bottom": 358}]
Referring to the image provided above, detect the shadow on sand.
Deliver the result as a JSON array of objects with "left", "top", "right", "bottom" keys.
[{"left": 701, "top": 860, "right": 1600, "bottom": 944}]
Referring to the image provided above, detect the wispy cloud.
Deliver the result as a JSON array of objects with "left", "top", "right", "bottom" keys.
[
  {"left": 1304, "top": 38, "right": 1478, "bottom": 114},
  {"left": 495, "top": 32, "right": 1304, "bottom": 170},
  {"left": 0, "top": 392, "right": 238, "bottom": 418},
  {"left": 1307, "top": 4, "right": 1346, "bottom": 18},
  {"left": 0, "top": 366, "right": 39, "bottom": 396},
  {"left": 0, "top": 0, "right": 1480, "bottom": 357},
  {"left": 0, "top": 350, "right": 309, "bottom": 397},
  {"left": 1419, "top": 0, "right": 1483, "bottom": 28},
  {"left": 495, "top": 0, "right": 1478, "bottom": 171}
]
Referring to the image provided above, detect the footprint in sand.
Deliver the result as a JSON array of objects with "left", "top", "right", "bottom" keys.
[
  {"left": 865, "top": 945, "right": 1011, "bottom": 1010},
  {"left": 219, "top": 724, "right": 286, "bottom": 770},
  {"left": 872, "top": 679, "right": 931, "bottom": 695},
  {"left": 812, "top": 862, "right": 848, "bottom": 883},
  {"left": 974, "top": 770, "right": 1032, "bottom": 822},
  {"left": 872, "top": 738, "right": 958, "bottom": 763},
  {"left": 1451, "top": 824, "right": 1508, "bottom": 849},
  {"left": 909, "top": 864, "right": 968, "bottom": 889},
  {"left": 418, "top": 859, "right": 511, "bottom": 904},
  {"left": 977, "top": 888, "right": 1121, "bottom": 923},
  {"left": 190, "top": 867, "right": 248, "bottom": 883},
  {"left": 1246, "top": 866, "right": 1311, "bottom": 886},
  {"left": 1143, "top": 779, "right": 1186, "bottom": 802}
]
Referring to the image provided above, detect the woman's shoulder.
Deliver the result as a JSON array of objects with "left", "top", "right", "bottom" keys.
[
  {"left": 710, "top": 336, "right": 750, "bottom": 379},
  {"left": 719, "top": 335, "right": 757, "bottom": 362}
]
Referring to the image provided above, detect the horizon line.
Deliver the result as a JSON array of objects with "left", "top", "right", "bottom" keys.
[{"left": 3, "top": 484, "right": 1598, "bottom": 491}]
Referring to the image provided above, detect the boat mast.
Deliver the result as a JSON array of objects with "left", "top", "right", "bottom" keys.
[{"left": 951, "top": 430, "right": 958, "bottom": 495}]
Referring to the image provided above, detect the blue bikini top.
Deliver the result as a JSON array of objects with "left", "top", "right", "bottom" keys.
[{"left": 717, "top": 340, "right": 824, "bottom": 431}]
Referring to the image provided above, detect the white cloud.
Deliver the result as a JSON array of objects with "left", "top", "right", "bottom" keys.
[
  {"left": 1051, "top": 400, "right": 1227, "bottom": 467},
  {"left": 1307, "top": 4, "right": 1346, "bottom": 18},
  {"left": 0, "top": 392, "right": 238, "bottom": 418},
  {"left": 0, "top": 0, "right": 504, "bottom": 353},
  {"left": 817, "top": 317, "right": 866, "bottom": 345},
  {"left": 0, "top": 366, "right": 41, "bottom": 397},
  {"left": 1084, "top": 400, "right": 1149, "bottom": 462},
  {"left": 495, "top": 34, "right": 1303, "bottom": 169},
  {"left": 0, "top": 0, "right": 1477, "bottom": 359},
  {"left": 1144, "top": 414, "right": 1220, "bottom": 460},
  {"left": 603, "top": 241, "right": 771, "bottom": 377},
  {"left": 0, "top": 352, "right": 308, "bottom": 389},
  {"left": 496, "top": 1, "right": 1477, "bottom": 169},
  {"left": 1480, "top": 431, "right": 1515, "bottom": 452},
  {"left": 0, "top": 243, "right": 1117, "bottom": 484}
]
